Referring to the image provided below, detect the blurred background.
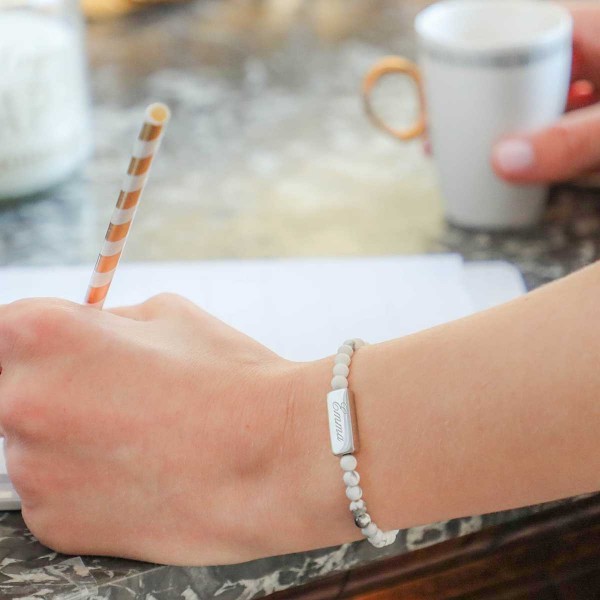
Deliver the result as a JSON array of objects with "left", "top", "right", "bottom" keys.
[{"left": 1, "top": 0, "right": 599, "bottom": 288}]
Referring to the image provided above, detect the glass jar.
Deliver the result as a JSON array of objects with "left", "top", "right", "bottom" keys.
[{"left": 0, "top": 0, "right": 92, "bottom": 200}]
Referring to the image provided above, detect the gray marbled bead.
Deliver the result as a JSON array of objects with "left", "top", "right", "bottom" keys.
[
  {"left": 368, "top": 528, "right": 384, "bottom": 543},
  {"left": 361, "top": 522, "right": 377, "bottom": 537},
  {"left": 332, "top": 363, "right": 350, "bottom": 377},
  {"left": 334, "top": 353, "right": 351, "bottom": 366},
  {"left": 345, "top": 485, "right": 362, "bottom": 501},
  {"left": 343, "top": 470, "right": 360, "bottom": 486},
  {"left": 337, "top": 344, "right": 354, "bottom": 357},
  {"left": 331, "top": 375, "right": 348, "bottom": 389},
  {"left": 349, "top": 499, "right": 365, "bottom": 511},
  {"left": 340, "top": 455, "right": 357, "bottom": 471}
]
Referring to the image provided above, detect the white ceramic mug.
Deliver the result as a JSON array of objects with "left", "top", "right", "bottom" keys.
[{"left": 363, "top": 0, "right": 573, "bottom": 230}]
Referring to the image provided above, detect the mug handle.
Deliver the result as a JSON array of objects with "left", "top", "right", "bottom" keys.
[{"left": 362, "top": 56, "right": 426, "bottom": 141}]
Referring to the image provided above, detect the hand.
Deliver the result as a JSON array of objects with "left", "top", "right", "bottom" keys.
[
  {"left": 0, "top": 294, "right": 354, "bottom": 565},
  {"left": 492, "top": 2, "right": 600, "bottom": 184}
]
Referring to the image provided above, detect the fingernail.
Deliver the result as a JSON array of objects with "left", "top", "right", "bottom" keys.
[{"left": 494, "top": 139, "right": 535, "bottom": 173}]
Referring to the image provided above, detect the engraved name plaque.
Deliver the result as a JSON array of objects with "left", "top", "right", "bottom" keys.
[{"left": 327, "top": 388, "right": 359, "bottom": 455}]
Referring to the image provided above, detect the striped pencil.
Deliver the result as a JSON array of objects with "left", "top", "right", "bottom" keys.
[{"left": 85, "top": 102, "right": 170, "bottom": 308}]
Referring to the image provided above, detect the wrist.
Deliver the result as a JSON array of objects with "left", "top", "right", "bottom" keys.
[{"left": 262, "top": 353, "right": 376, "bottom": 556}]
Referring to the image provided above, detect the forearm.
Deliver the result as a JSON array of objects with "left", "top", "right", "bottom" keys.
[{"left": 281, "top": 261, "right": 600, "bottom": 553}]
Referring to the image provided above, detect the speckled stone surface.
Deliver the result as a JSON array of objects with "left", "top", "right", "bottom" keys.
[{"left": 1, "top": 1, "right": 600, "bottom": 598}]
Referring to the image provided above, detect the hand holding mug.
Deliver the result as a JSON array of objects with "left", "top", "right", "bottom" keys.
[
  {"left": 492, "top": 2, "right": 600, "bottom": 185},
  {"left": 363, "top": 0, "right": 573, "bottom": 230}
]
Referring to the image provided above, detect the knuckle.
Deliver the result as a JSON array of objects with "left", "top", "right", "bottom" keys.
[
  {"left": 0, "top": 306, "right": 22, "bottom": 354},
  {"left": 6, "top": 299, "right": 80, "bottom": 353},
  {"left": 22, "top": 508, "right": 70, "bottom": 554},
  {"left": 0, "top": 388, "right": 48, "bottom": 439},
  {"left": 5, "top": 447, "right": 40, "bottom": 500},
  {"left": 149, "top": 292, "right": 187, "bottom": 305},
  {"left": 0, "top": 322, "right": 17, "bottom": 357},
  {"left": 146, "top": 292, "right": 197, "bottom": 314},
  {"left": 0, "top": 393, "right": 29, "bottom": 433},
  {"left": 22, "top": 506, "right": 89, "bottom": 557}
]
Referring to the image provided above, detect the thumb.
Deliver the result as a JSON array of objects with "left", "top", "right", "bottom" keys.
[{"left": 491, "top": 102, "right": 600, "bottom": 184}]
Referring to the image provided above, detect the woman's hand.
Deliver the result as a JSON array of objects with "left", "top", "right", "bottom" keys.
[
  {"left": 0, "top": 294, "right": 354, "bottom": 565},
  {"left": 492, "top": 2, "right": 600, "bottom": 183}
]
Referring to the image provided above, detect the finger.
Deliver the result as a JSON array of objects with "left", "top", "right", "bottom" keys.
[
  {"left": 566, "top": 4, "right": 600, "bottom": 88},
  {"left": 140, "top": 293, "right": 204, "bottom": 319},
  {"left": 0, "top": 298, "right": 89, "bottom": 363},
  {"left": 491, "top": 102, "right": 600, "bottom": 184},
  {"left": 570, "top": 42, "right": 591, "bottom": 84},
  {"left": 567, "top": 80, "right": 599, "bottom": 111}
]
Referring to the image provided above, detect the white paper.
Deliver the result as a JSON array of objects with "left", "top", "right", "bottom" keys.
[
  {"left": 462, "top": 261, "right": 527, "bottom": 312},
  {"left": 0, "top": 254, "right": 478, "bottom": 361}
]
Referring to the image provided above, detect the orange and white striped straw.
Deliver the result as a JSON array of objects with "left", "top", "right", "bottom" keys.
[{"left": 85, "top": 102, "right": 170, "bottom": 308}]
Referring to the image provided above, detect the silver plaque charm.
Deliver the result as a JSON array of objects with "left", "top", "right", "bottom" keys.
[{"left": 327, "top": 388, "right": 360, "bottom": 455}]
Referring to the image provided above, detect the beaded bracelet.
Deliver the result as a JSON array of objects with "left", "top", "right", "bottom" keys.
[{"left": 327, "top": 338, "right": 399, "bottom": 548}]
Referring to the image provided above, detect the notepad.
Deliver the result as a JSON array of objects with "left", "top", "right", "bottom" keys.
[
  {"left": 0, "top": 255, "right": 525, "bottom": 360},
  {"left": 0, "top": 254, "right": 526, "bottom": 509}
]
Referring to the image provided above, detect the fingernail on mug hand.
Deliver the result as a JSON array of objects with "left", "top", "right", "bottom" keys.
[
  {"left": 362, "top": 0, "right": 573, "bottom": 231},
  {"left": 493, "top": 139, "right": 536, "bottom": 175}
]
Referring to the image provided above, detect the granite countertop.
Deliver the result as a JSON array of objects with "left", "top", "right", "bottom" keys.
[{"left": 1, "top": 1, "right": 600, "bottom": 598}]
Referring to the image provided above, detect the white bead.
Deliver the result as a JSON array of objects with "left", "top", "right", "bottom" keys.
[
  {"left": 345, "top": 485, "right": 362, "bottom": 501},
  {"left": 343, "top": 339, "right": 356, "bottom": 348},
  {"left": 331, "top": 375, "right": 348, "bottom": 390},
  {"left": 337, "top": 344, "right": 354, "bottom": 357},
  {"left": 334, "top": 353, "right": 351, "bottom": 366},
  {"left": 368, "top": 528, "right": 384, "bottom": 544},
  {"left": 349, "top": 499, "right": 365, "bottom": 511},
  {"left": 340, "top": 455, "right": 357, "bottom": 471},
  {"left": 369, "top": 534, "right": 388, "bottom": 548},
  {"left": 332, "top": 363, "right": 349, "bottom": 377},
  {"left": 382, "top": 530, "right": 399, "bottom": 545},
  {"left": 361, "top": 523, "right": 377, "bottom": 537},
  {"left": 343, "top": 470, "right": 360, "bottom": 486},
  {"left": 353, "top": 338, "right": 366, "bottom": 348}
]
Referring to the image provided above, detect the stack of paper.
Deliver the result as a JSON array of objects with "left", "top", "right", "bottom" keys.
[{"left": 0, "top": 254, "right": 526, "bottom": 509}]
